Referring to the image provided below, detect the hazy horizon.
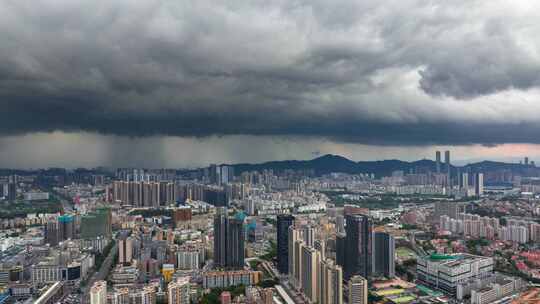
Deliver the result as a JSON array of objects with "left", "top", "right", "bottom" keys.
[
  {"left": 2, "top": 1, "right": 540, "bottom": 169},
  {"left": 0, "top": 131, "right": 537, "bottom": 169}
]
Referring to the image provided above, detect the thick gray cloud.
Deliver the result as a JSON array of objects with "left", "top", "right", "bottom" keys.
[{"left": 1, "top": 0, "right": 540, "bottom": 145}]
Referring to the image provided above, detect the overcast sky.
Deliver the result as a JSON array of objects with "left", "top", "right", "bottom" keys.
[{"left": 2, "top": 1, "right": 540, "bottom": 168}]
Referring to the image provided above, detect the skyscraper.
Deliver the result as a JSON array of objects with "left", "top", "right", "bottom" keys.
[
  {"left": 45, "top": 215, "right": 75, "bottom": 246},
  {"left": 119, "top": 237, "right": 133, "bottom": 265},
  {"left": 81, "top": 208, "right": 112, "bottom": 239},
  {"left": 348, "top": 275, "right": 368, "bottom": 304},
  {"left": 336, "top": 215, "right": 345, "bottom": 234},
  {"left": 301, "top": 246, "right": 321, "bottom": 303},
  {"left": 445, "top": 150, "right": 451, "bottom": 186},
  {"left": 90, "top": 280, "right": 107, "bottom": 304},
  {"left": 291, "top": 235, "right": 305, "bottom": 289},
  {"left": 335, "top": 233, "right": 346, "bottom": 268},
  {"left": 58, "top": 214, "right": 74, "bottom": 241},
  {"left": 213, "top": 207, "right": 228, "bottom": 268},
  {"left": 168, "top": 277, "right": 190, "bottom": 304},
  {"left": 303, "top": 225, "right": 315, "bottom": 247},
  {"left": 344, "top": 215, "right": 372, "bottom": 279},
  {"left": 475, "top": 172, "right": 484, "bottom": 196},
  {"left": 319, "top": 259, "right": 343, "bottom": 304},
  {"left": 314, "top": 239, "right": 326, "bottom": 261},
  {"left": 45, "top": 220, "right": 59, "bottom": 246},
  {"left": 461, "top": 173, "right": 469, "bottom": 190},
  {"left": 288, "top": 226, "right": 302, "bottom": 284},
  {"left": 434, "top": 201, "right": 467, "bottom": 220},
  {"left": 111, "top": 288, "right": 129, "bottom": 304},
  {"left": 213, "top": 207, "right": 245, "bottom": 269},
  {"left": 435, "top": 151, "right": 441, "bottom": 173},
  {"left": 372, "top": 232, "right": 395, "bottom": 278},
  {"left": 226, "top": 218, "right": 245, "bottom": 269},
  {"left": 277, "top": 215, "right": 294, "bottom": 274},
  {"left": 7, "top": 175, "right": 17, "bottom": 202}
]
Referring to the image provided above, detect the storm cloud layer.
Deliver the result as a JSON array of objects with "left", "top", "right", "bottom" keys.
[{"left": 2, "top": 0, "right": 540, "bottom": 145}]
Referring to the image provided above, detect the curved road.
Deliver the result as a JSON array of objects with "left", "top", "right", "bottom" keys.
[{"left": 81, "top": 242, "right": 117, "bottom": 304}]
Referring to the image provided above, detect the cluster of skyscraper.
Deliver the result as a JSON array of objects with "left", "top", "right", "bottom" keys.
[
  {"left": 335, "top": 215, "right": 395, "bottom": 279},
  {"left": 287, "top": 224, "right": 343, "bottom": 304},
  {"left": 213, "top": 207, "right": 245, "bottom": 269},
  {"left": 206, "top": 164, "right": 235, "bottom": 185},
  {"left": 44, "top": 208, "right": 112, "bottom": 247},
  {"left": 434, "top": 151, "right": 485, "bottom": 196},
  {"left": 111, "top": 181, "right": 235, "bottom": 207},
  {"left": 275, "top": 214, "right": 394, "bottom": 304},
  {"left": 434, "top": 150, "right": 452, "bottom": 187},
  {"left": 45, "top": 215, "right": 75, "bottom": 246}
]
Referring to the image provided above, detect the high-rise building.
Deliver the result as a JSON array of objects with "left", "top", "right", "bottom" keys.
[
  {"left": 226, "top": 218, "right": 245, "bottom": 269},
  {"left": 314, "top": 239, "right": 326, "bottom": 261},
  {"left": 168, "top": 277, "right": 190, "bottom": 304},
  {"left": 213, "top": 207, "right": 228, "bottom": 268},
  {"left": 213, "top": 208, "right": 245, "bottom": 269},
  {"left": 319, "top": 259, "right": 343, "bottom": 304},
  {"left": 348, "top": 275, "right": 368, "bottom": 304},
  {"left": 119, "top": 237, "right": 133, "bottom": 265},
  {"left": 90, "top": 280, "right": 107, "bottom": 304},
  {"left": 45, "top": 215, "right": 75, "bottom": 246},
  {"left": 177, "top": 249, "right": 203, "bottom": 270},
  {"left": 173, "top": 207, "right": 192, "bottom": 228},
  {"left": 461, "top": 173, "right": 469, "bottom": 190},
  {"left": 81, "top": 208, "right": 112, "bottom": 239},
  {"left": 344, "top": 215, "right": 372, "bottom": 279},
  {"left": 436, "top": 151, "right": 441, "bottom": 173},
  {"left": 335, "top": 233, "right": 346, "bottom": 268},
  {"left": 372, "top": 232, "right": 395, "bottom": 278},
  {"left": 45, "top": 221, "right": 60, "bottom": 246},
  {"left": 110, "top": 288, "right": 129, "bottom": 304},
  {"left": 303, "top": 226, "right": 315, "bottom": 247},
  {"left": 288, "top": 226, "right": 302, "bottom": 284},
  {"left": 445, "top": 150, "right": 451, "bottom": 186},
  {"left": 58, "top": 215, "right": 74, "bottom": 241},
  {"left": 139, "top": 285, "right": 156, "bottom": 304},
  {"left": 434, "top": 201, "right": 466, "bottom": 220},
  {"left": 294, "top": 240, "right": 305, "bottom": 286},
  {"left": 301, "top": 246, "right": 321, "bottom": 303},
  {"left": 336, "top": 215, "right": 345, "bottom": 234},
  {"left": 7, "top": 175, "right": 17, "bottom": 202},
  {"left": 277, "top": 215, "right": 294, "bottom": 274},
  {"left": 475, "top": 173, "right": 484, "bottom": 196}
]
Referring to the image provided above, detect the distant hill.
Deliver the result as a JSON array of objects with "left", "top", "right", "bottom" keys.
[{"left": 231, "top": 154, "right": 537, "bottom": 178}]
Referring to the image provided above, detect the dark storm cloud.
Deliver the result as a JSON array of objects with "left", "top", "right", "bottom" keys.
[{"left": 1, "top": 0, "right": 540, "bottom": 145}]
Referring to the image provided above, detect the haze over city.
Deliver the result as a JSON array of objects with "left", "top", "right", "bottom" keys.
[
  {"left": 4, "top": 2, "right": 540, "bottom": 304},
  {"left": 2, "top": 1, "right": 540, "bottom": 168}
]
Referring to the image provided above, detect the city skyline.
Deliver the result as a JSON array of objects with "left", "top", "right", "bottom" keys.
[{"left": 3, "top": 1, "right": 540, "bottom": 303}]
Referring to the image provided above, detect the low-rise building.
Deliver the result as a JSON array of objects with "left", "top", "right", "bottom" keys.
[{"left": 417, "top": 253, "right": 493, "bottom": 295}]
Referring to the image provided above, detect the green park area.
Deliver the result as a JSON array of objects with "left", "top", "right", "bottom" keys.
[
  {"left": 320, "top": 191, "right": 437, "bottom": 209},
  {"left": 0, "top": 198, "right": 63, "bottom": 218},
  {"left": 375, "top": 288, "right": 418, "bottom": 304},
  {"left": 375, "top": 288, "right": 405, "bottom": 296},
  {"left": 392, "top": 295, "right": 417, "bottom": 303},
  {"left": 396, "top": 247, "right": 416, "bottom": 260}
]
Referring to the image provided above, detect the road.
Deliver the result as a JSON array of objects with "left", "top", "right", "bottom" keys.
[
  {"left": 81, "top": 242, "right": 117, "bottom": 304},
  {"left": 39, "top": 185, "right": 74, "bottom": 213}
]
